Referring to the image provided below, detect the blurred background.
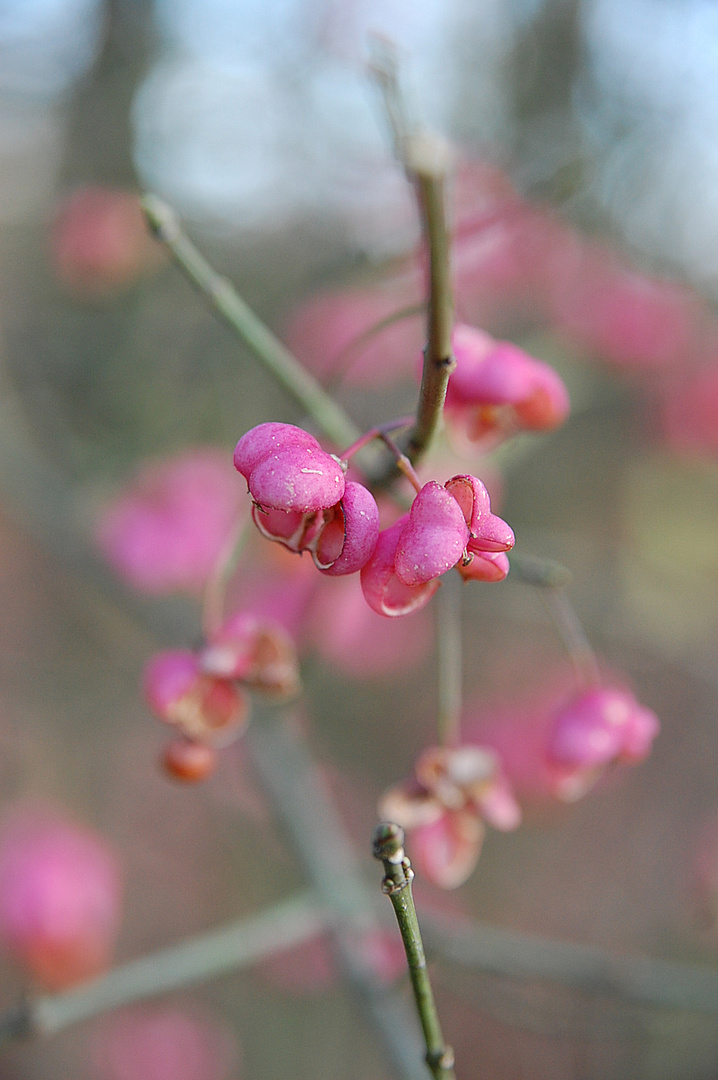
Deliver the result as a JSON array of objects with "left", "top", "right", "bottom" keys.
[{"left": 3, "top": 0, "right": 718, "bottom": 1077}]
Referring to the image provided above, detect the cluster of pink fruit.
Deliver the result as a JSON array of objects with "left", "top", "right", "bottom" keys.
[
  {"left": 382, "top": 684, "right": 660, "bottom": 888},
  {"left": 233, "top": 421, "right": 515, "bottom": 618},
  {"left": 144, "top": 611, "right": 300, "bottom": 782}
]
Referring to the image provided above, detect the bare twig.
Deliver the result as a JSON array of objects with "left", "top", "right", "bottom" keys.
[
  {"left": 141, "top": 195, "right": 362, "bottom": 452},
  {"left": 0, "top": 892, "right": 325, "bottom": 1045},
  {"left": 373, "top": 823, "right": 456, "bottom": 1080}
]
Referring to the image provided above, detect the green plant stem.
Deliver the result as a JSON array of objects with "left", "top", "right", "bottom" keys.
[
  {"left": 542, "top": 586, "right": 601, "bottom": 689},
  {"left": 436, "top": 571, "right": 463, "bottom": 747},
  {"left": 421, "top": 908, "right": 718, "bottom": 1015},
  {"left": 404, "top": 142, "right": 455, "bottom": 465},
  {"left": 0, "top": 892, "right": 325, "bottom": 1046},
  {"left": 141, "top": 195, "right": 361, "bottom": 451},
  {"left": 373, "top": 823, "right": 456, "bottom": 1080},
  {"left": 369, "top": 46, "right": 456, "bottom": 469}
]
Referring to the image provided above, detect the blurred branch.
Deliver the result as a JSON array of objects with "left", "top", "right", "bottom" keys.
[
  {"left": 0, "top": 892, "right": 325, "bottom": 1045},
  {"left": 421, "top": 910, "right": 718, "bottom": 1015},
  {"left": 141, "top": 195, "right": 362, "bottom": 451},
  {"left": 248, "top": 714, "right": 431, "bottom": 1080}
]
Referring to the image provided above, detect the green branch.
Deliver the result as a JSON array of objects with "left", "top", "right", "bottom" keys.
[
  {"left": 141, "top": 195, "right": 361, "bottom": 450},
  {"left": 0, "top": 892, "right": 324, "bottom": 1045},
  {"left": 373, "top": 823, "right": 456, "bottom": 1080}
]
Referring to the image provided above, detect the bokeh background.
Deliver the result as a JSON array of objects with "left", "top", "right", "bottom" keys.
[{"left": 3, "top": 1, "right": 718, "bottom": 1077}]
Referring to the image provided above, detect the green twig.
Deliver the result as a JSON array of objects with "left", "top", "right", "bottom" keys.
[
  {"left": 372, "top": 823, "right": 456, "bottom": 1080},
  {"left": 542, "top": 586, "right": 601, "bottom": 689},
  {"left": 370, "top": 47, "right": 456, "bottom": 468},
  {"left": 404, "top": 139, "right": 456, "bottom": 465},
  {"left": 436, "top": 570, "right": 463, "bottom": 747},
  {"left": 0, "top": 892, "right": 325, "bottom": 1046},
  {"left": 141, "top": 195, "right": 361, "bottom": 451}
]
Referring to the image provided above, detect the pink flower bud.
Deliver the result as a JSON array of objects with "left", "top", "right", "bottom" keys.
[
  {"left": 143, "top": 651, "right": 249, "bottom": 746},
  {"left": 394, "top": 482, "right": 469, "bottom": 587},
  {"left": 96, "top": 449, "right": 243, "bottom": 596},
  {"left": 0, "top": 806, "right": 122, "bottom": 989},
  {"left": 234, "top": 423, "right": 345, "bottom": 513},
  {"left": 93, "top": 1005, "right": 238, "bottom": 1080},
  {"left": 360, "top": 516, "right": 441, "bottom": 618},
  {"left": 312, "top": 480, "right": 380, "bottom": 576}
]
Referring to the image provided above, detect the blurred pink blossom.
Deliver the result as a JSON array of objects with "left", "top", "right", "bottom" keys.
[
  {"left": 549, "top": 249, "right": 701, "bottom": 370},
  {"left": 444, "top": 324, "right": 570, "bottom": 446},
  {"left": 50, "top": 186, "right": 158, "bottom": 299},
  {"left": 93, "top": 1005, "right": 238, "bottom": 1080},
  {"left": 308, "top": 572, "right": 432, "bottom": 678},
  {"left": 546, "top": 686, "right": 660, "bottom": 802},
  {"left": 465, "top": 676, "right": 659, "bottom": 805},
  {"left": 96, "top": 449, "right": 243, "bottom": 595},
  {"left": 658, "top": 360, "right": 718, "bottom": 456},
  {"left": 0, "top": 805, "right": 122, "bottom": 989}
]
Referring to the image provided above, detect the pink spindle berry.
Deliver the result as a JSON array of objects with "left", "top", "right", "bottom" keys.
[
  {"left": 546, "top": 687, "right": 660, "bottom": 801},
  {"left": 0, "top": 806, "right": 122, "bottom": 989},
  {"left": 311, "top": 480, "right": 380, "bottom": 576},
  {"left": 235, "top": 424, "right": 380, "bottom": 576},
  {"left": 234, "top": 422, "right": 345, "bottom": 513},
  {"left": 93, "top": 1005, "right": 238, "bottom": 1080},
  {"left": 200, "top": 611, "right": 301, "bottom": 699},
  {"left": 162, "top": 740, "right": 217, "bottom": 784},
  {"left": 445, "top": 324, "right": 570, "bottom": 444},
  {"left": 143, "top": 650, "right": 250, "bottom": 746},
  {"left": 360, "top": 515, "right": 442, "bottom": 617},
  {"left": 380, "top": 745, "right": 521, "bottom": 889},
  {"left": 96, "top": 449, "right": 243, "bottom": 596},
  {"left": 394, "top": 482, "right": 470, "bottom": 586}
]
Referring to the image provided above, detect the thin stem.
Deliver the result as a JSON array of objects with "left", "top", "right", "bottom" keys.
[
  {"left": 201, "top": 511, "right": 252, "bottom": 638},
  {"left": 542, "top": 586, "right": 601, "bottom": 689},
  {"left": 420, "top": 908, "right": 718, "bottom": 1015},
  {"left": 370, "top": 45, "right": 456, "bottom": 469},
  {"left": 0, "top": 892, "right": 325, "bottom": 1045},
  {"left": 141, "top": 196, "right": 362, "bottom": 452},
  {"left": 436, "top": 571, "right": 463, "bottom": 747},
  {"left": 373, "top": 823, "right": 456, "bottom": 1080},
  {"left": 404, "top": 143, "right": 455, "bottom": 465},
  {"left": 509, "top": 551, "right": 572, "bottom": 589},
  {"left": 381, "top": 431, "right": 423, "bottom": 493},
  {"left": 327, "top": 303, "right": 425, "bottom": 390},
  {"left": 341, "top": 417, "right": 414, "bottom": 463}
]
